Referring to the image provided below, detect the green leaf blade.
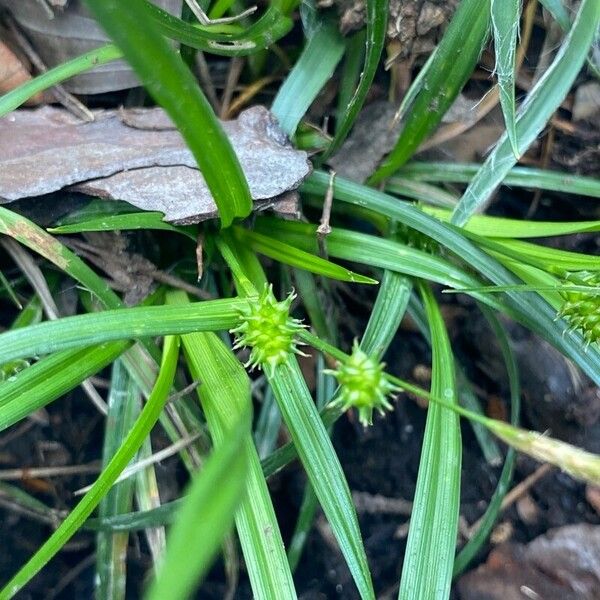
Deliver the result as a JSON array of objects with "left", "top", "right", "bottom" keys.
[
  {"left": 360, "top": 271, "right": 412, "bottom": 360},
  {"left": 491, "top": 0, "right": 520, "bottom": 156},
  {"left": 0, "top": 342, "right": 129, "bottom": 434},
  {"left": 0, "top": 44, "right": 122, "bottom": 117},
  {"left": 146, "top": 411, "right": 250, "bottom": 600},
  {"left": 421, "top": 207, "right": 600, "bottom": 238},
  {"left": 0, "top": 336, "right": 180, "bottom": 599},
  {"left": 175, "top": 295, "right": 297, "bottom": 599},
  {"left": 398, "top": 283, "right": 461, "bottom": 599},
  {"left": 96, "top": 360, "right": 140, "bottom": 599},
  {"left": 84, "top": 0, "right": 252, "bottom": 227},
  {"left": 453, "top": 305, "right": 519, "bottom": 575},
  {"left": 271, "top": 22, "right": 345, "bottom": 135},
  {"left": 370, "top": 0, "right": 491, "bottom": 182},
  {"left": 451, "top": 0, "right": 600, "bottom": 226},
  {"left": 0, "top": 298, "right": 245, "bottom": 364},
  {"left": 395, "top": 162, "right": 600, "bottom": 199},
  {"left": 234, "top": 226, "right": 377, "bottom": 284},
  {"left": 268, "top": 359, "right": 375, "bottom": 600},
  {"left": 322, "top": 0, "right": 388, "bottom": 159},
  {"left": 302, "top": 171, "right": 600, "bottom": 388}
]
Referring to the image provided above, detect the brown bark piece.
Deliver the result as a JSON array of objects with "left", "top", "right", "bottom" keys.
[{"left": 0, "top": 105, "right": 311, "bottom": 223}]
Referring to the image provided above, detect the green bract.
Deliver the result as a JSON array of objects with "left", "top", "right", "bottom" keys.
[
  {"left": 559, "top": 271, "right": 600, "bottom": 346},
  {"left": 328, "top": 342, "right": 397, "bottom": 426},
  {"left": 231, "top": 286, "right": 305, "bottom": 375}
]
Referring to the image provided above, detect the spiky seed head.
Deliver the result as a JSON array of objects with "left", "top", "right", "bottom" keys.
[
  {"left": 231, "top": 285, "right": 305, "bottom": 375},
  {"left": 558, "top": 271, "right": 600, "bottom": 347},
  {"left": 327, "top": 341, "right": 398, "bottom": 426}
]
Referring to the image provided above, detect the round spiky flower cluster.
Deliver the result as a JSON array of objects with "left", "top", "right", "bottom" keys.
[
  {"left": 558, "top": 270, "right": 600, "bottom": 347},
  {"left": 231, "top": 285, "right": 305, "bottom": 375},
  {"left": 328, "top": 342, "right": 398, "bottom": 427}
]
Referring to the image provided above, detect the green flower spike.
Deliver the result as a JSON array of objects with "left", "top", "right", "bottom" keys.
[
  {"left": 558, "top": 271, "right": 600, "bottom": 347},
  {"left": 231, "top": 285, "right": 305, "bottom": 375},
  {"left": 327, "top": 341, "right": 398, "bottom": 427}
]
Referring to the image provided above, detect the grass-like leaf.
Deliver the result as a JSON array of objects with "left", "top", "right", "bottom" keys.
[
  {"left": 96, "top": 360, "right": 140, "bottom": 599},
  {"left": 175, "top": 291, "right": 297, "bottom": 599},
  {"left": 293, "top": 269, "right": 337, "bottom": 343},
  {"left": 145, "top": 0, "right": 297, "bottom": 49},
  {"left": 396, "top": 162, "right": 600, "bottom": 198},
  {"left": 0, "top": 44, "right": 122, "bottom": 117},
  {"left": 451, "top": 0, "right": 600, "bottom": 226},
  {"left": 463, "top": 232, "right": 600, "bottom": 275},
  {"left": 0, "top": 207, "right": 121, "bottom": 308},
  {"left": 286, "top": 357, "right": 336, "bottom": 571},
  {"left": 49, "top": 212, "right": 197, "bottom": 241},
  {"left": 406, "top": 296, "right": 501, "bottom": 465},
  {"left": 253, "top": 217, "right": 490, "bottom": 295},
  {"left": 233, "top": 226, "right": 378, "bottom": 284},
  {"left": 216, "top": 235, "right": 374, "bottom": 598},
  {"left": 302, "top": 171, "right": 600, "bottom": 387},
  {"left": 369, "top": 0, "right": 491, "bottom": 182},
  {"left": 539, "top": 0, "right": 571, "bottom": 29},
  {"left": 0, "top": 336, "right": 179, "bottom": 599},
  {"left": 335, "top": 32, "right": 366, "bottom": 135},
  {"left": 0, "top": 299, "right": 246, "bottom": 363},
  {"left": 268, "top": 360, "right": 375, "bottom": 599},
  {"left": 0, "top": 343, "right": 129, "bottom": 433},
  {"left": 85, "top": 500, "right": 182, "bottom": 532},
  {"left": 453, "top": 305, "right": 519, "bottom": 576},
  {"left": 539, "top": 0, "right": 600, "bottom": 78},
  {"left": 0, "top": 0, "right": 301, "bottom": 114},
  {"left": 491, "top": 0, "right": 520, "bottom": 156},
  {"left": 85, "top": 0, "right": 252, "bottom": 228},
  {"left": 146, "top": 408, "right": 250, "bottom": 600},
  {"left": 398, "top": 283, "right": 461, "bottom": 599},
  {"left": 360, "top": 270, "right": 412, "bottom": 360},
  {"left": 321, "top": 0, "right": 388, "bottom": 159},
  {"left": 422, "top": 207, "right": 600, "bottom": 238},
  {"left": 271, "top": 21, "right": 345, "bottom": 135},
  {"left": 385, "top": 177, "right": 458, "bottom": 207}
]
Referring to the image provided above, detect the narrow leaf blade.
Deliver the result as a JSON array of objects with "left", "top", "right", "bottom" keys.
[
  {"left": 85, "top": 0, "right": 252, "bottom": 227},
  {"left": 268, "top": 360, "right": 375, "bottom": 599},
  {"left": 399, "top": 283, "right": 461, "bottom": 599},
  {"left": 451, "top": 0, "right": 600, "bottom": 226},
  {"left": 491, "top": 0, "right": 520, "bottom": 156},
  {"left": 147, "top": 410, "right": 250, "bottom": 600}
]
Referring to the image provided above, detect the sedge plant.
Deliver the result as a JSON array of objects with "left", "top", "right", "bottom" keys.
[{"left": 0, "top": 0, "right": 599, "bottom": 598}]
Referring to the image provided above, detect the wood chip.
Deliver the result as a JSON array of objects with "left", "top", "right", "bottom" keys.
[{"left": 0, "top": 105, "right": 311, "bottom": 223}]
